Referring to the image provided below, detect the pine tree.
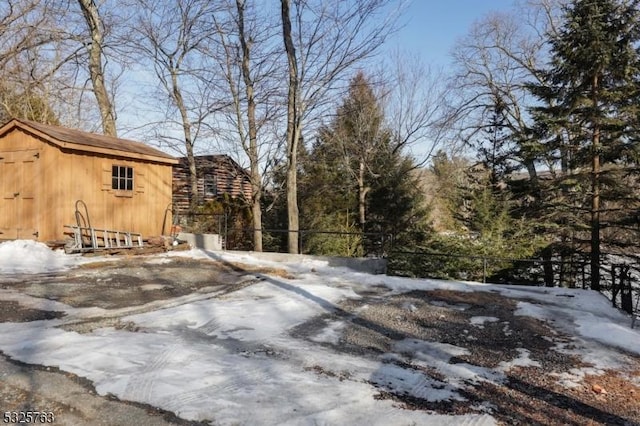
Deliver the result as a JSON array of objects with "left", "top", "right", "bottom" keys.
[
  {"left": 299, "top": 72, "right": 429, "bottom": 256},
  {"left": 298, "top": 130, "right": 363, "bottom": 256},
  {"left": 528, "top": 0, "right": 640, "bottom": 290},
  {"left": 477, "top": 98, "right": 519, "bottom": 188}
]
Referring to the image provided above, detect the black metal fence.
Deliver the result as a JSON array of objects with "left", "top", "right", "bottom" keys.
[
  {"left": 387, "top": 250, "right": 589, "bottom": 287},
  {"left": 388, "top": 249, "right": 640, "bottom": 317},
  {"left": 605, "top": 262, "right": 640, "bottom": 315},
  {"left": 173, "top": 210, "right": 388, "bottom": 256},
  {"left": 258, "top": 229, "right": 387, "bottom": 257},
  {"left": 172, "top": 209, "right": 639, "bottom": 319}
]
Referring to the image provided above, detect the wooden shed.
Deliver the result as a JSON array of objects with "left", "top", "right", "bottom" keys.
[{"left": 0, "top": 118, "right": 178, "bottom": 243}]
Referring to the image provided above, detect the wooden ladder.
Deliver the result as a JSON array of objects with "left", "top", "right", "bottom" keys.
[{"left": 65, "top": 225, "right": 143, "bottom": 253}]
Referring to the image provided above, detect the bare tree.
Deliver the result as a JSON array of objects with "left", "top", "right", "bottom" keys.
[
  {"left": 382, "top": 51, "right": 455, "bottom": 165},
  {"left": 450, "top": 1, "right": 564, "bottom": 180},
  {"left": 211, "top": 0, "right": 281, "bottom": 252},
  {"left": 234, "top": 1, "right": 262, "bottom": 250},
  {"left": 280, "top": 0, "right": 401, "bottom": 254},
  {"left": 0, "top": 1, "right": 65, "bottom": 123},
  {"left": 76, "top": 0, "right": 117, "bottom": 135},
  {"left": 128, "top": 0, "right": 219, "bottom": 213},
  {"left": 0, "top": 1, "right": 45, "bottom": 70},
  {"left": 0, "top": 0, "right": 130, "bottom": 131},
  {"left": 280, "top": 0, "right": 299, "bottom": 254}
]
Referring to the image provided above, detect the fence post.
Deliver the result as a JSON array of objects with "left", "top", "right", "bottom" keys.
[
  {"left": 483, "top": 257, "right": 487, "bottom": 283},
  {"left": 224, "top": 210, "right": 228, "bottom": 250},
  {"left": 611, "top": 264, "right": 618, "bottom": 308},
  {"left": 621, "top": 265, "right": 633, "bottom": 314}
]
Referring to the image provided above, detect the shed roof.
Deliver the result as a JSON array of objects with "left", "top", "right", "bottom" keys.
[
  {"left": 177, "top": 154, "right": 251, "bottom": 178},
  {"left": 0, "top": 118, "right": 178, "bottom": 164}
]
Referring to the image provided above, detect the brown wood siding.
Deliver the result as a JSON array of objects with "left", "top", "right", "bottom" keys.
[
  {"left": 0, "top": 128, "right": 173, "bottom": 242},
  {"left": 172, "top": 155, "right": 252, "bottom": 213},
  {"left": 0, "top": 129, "right": 43, "bottom": 240}
]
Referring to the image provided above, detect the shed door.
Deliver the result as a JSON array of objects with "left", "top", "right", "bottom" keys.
[{"left": 0, "top": 150, "right": 39, "bottom": 240}]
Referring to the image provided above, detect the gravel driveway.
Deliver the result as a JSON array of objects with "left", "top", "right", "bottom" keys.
[
  {"left": 1, "top": 255, "right": 639, "bottom": 425},
  {"left": 0, "top": 256, "right": 270, "bottom": 425}
]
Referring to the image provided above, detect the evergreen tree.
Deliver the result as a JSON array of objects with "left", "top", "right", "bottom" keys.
[
  {"left": 476, "top": 98, "right": 519, "bottom": 188},
  {"left": 299, "top": 129, "right": 363, "bottom": 256},
  {"left": 299, "top": 72, "right": 429, "bottom": 256},
  {"left": 366, "top": 143, "right": 431, "bottom": 253},
  {"left": 528, "top": 0, "right": 640, "bottom": 290},
  {"left": 421, "top": 151, "right": 549, "bottom": 282}
]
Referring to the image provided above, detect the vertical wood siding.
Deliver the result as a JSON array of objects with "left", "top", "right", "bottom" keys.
[{"left": 0, "top": 128, "right": 173, "bottom": 241}]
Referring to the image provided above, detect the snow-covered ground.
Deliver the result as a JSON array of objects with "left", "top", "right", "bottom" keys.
[
  {"left": 0, "top": 240, "right": 100, "bottom": 274},
  {"left": 0, "top": 241, "right": 639, "bottom": 425}
]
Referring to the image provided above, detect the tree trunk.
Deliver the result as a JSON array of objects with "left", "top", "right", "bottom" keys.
[
  {"left": 287, "top": 159, "right": 299, "bottom": 253},
  {"left": 170, "top": 68, "right": 198, "bottom": 213},
  {"left": 590, "top": 74, "right": 601, "bottom": 292},
  {"left": 590, "top": 133, "right": 601, "bottom": 291},
  {"left": 281, "top": 0, "right": 300, "bottom": 254},
  {"left": 524, "top": 159, "right": 537, "bottom": 183},
  {"left": 542, "top": 246, "right": 554, "bottom": 287},
  {"left": 184, "top": 139, "right": 198, "bottom": 214},
  {"left": 236, "top": 0, "right": 262, "bottom": 252},
  {"left": 357, "top": 160, "right": 371, "bottom": 234},
  {"left": 357, "top": 161, "right": 371, "bottom": 255},
  {"left": 77, "top": 0, "right": 117, "bottom": 137},
  {"left": 358, "top": 161, "right": 366, "bottom": 229}
]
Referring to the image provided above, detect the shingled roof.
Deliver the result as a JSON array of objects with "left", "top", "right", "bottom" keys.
[{"left": 0, "top": 118, "right": 178, "bottom": 164}]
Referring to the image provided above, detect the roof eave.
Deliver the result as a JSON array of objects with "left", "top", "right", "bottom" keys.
[
  {"left": 58, "top": 141, "right": 179, "bottom": 164},
  {"left": 1, "top": 119, "right": 178, "bottom": 165}
]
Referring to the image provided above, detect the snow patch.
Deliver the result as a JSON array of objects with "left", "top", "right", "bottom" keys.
[
  {"left": 470, "top": 316, "right": 500, "bottom": 327},
  {"left": 0, "top": 240, "right": 89, "bottom": 274},
  {"left": 371, "top": 362, "right": 465, "bottom": 402},
  {"left": 498, "top": 348, "right": 540, "bottom": 370},
  {"left": 310, "top": 320, "right": 346, "bottom": 344}
]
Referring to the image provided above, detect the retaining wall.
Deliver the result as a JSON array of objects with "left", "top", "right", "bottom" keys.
[
  {"left": 230, "top": 251, "right": 387, "bottom": 275},
  {"left": 177, "top": 233, "right": 387, "bottom": 274}
]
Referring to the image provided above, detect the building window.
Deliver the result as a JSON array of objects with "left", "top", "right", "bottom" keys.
[
  {"left": 204, "top": 175, "right": 217, "bottom": 197},
  {"left": 112, "top": 165, "right": 133, "bottom": 191}
]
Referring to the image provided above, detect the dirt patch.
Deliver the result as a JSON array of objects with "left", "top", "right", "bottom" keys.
[
  {"left": 0, "top": 301, "right": 65, "bottom": 323},
  {"left": 0, "top": 256, "right": 284, "bottom": 311},
  {"left": 293, "top": 288, "right": 640, "bottom": 426}
]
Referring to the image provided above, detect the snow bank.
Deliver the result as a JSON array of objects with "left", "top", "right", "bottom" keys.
[{"left": 0, "top": 240, "right": 85, "bottom": 274}]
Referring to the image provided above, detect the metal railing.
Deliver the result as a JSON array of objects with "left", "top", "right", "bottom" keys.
[
  {"left": 172, "top": 209, "right": 640, "bottom": 324},
  {"left": 387, "top": 249, "right": 640, "bottom": 323},
  {"left": 256, "top": 228, "right": 387, "bottom": 257},
  {"left": 387, "top": 250, "right": 589, "bottom": 287}
]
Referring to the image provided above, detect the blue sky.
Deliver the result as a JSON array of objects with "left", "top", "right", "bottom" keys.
[{"left": 391, "top": 0, "right": 520, "bottom": 68}]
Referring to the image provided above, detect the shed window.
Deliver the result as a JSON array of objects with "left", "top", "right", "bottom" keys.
[
  {"left": 112, "top": 165, "right": 134, "bottom": 191},
  {"left": 204, "top": 175, "right": 217, "bottom": 197}
]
